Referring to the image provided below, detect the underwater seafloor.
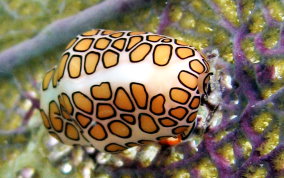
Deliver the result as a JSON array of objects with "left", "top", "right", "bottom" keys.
[{"left": 0, "top": 0, "right": 284, "bottom": 177}]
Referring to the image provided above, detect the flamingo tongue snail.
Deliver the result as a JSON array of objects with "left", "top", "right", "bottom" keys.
[{"left": 39, "top": 29, "right": 211, "bottom": 153}]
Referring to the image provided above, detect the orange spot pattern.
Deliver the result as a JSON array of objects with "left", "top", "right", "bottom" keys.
[
  {"left": 108, "top": 121, "right": 131, "bottom": 138},
  {"left": 74, "top": 39, "right": 93, "bottom": 51},
  {"left": 68, "top": 56, "right": 82, "bottom": 78},
  {"left": 49, "top": 101, "right": 63, "bottom": 132},
  {"left": 40, "top": 109, "right": 51, "bottom": 129},
  {"left": 105, "top": 143, "right": 126, "bottom": 152},
  {"left": 65, "top": 123, "right": 79, "bottom": 140},
  {"left": 112, "top": 38, "right": 126, "bottom": 51},
  {"left": 72, "top": 92, "right": 93, "bottom": 114},
  {"left": 114, "top": 87, "right": 134, "bottom": 112},
  {"left": 94, "top": 38, "right": 111, "bottom": 50},
  {"left": 89, "top": 122, "right": 107, "bottom": 141},
  {"left": 150, "top": 94, "right": 165, "bottom": 115},
  {"left": 130, "top": 83, "right": 148, "bottom": 109},
  {"left": 170, "top": 88, "right": 191, "bottom": 104},
  {"left": 102, "top": 50, "right": 119, "bottom": 68},
  {"left": 40, "top": 29, "right": 211, "bottom": 153},
  {"left": 42, "top": 69, "right": 54, "bottom": 90},
  {"left": 96, "top": 103, "right": 116, "bottom": 119},
  {"left": 85, "top": 52, "right": 99, "bottom": 74},
  {"left": 153, "top": 44, "right": 172, "bottom": 66},
  {"left": 138, "top": 113, "right": 159, "bottom": 134},
  {"left": 76, "top": 112, "right": 91, "bottom": 128},
  {"left": 169, "top": 107, "right": 188, "bottom": 120},
  {"left": 178, "top": 71, "right": 198, "bottom": 90},
  {"left": 158, "top": 117, "right": 177, "bottom": 127},
  {"left": 130, "top": 43, "right": 151, "bottom": 62},
  {"left": 91, "top": 82, "right": 112, "bottom": 100}
]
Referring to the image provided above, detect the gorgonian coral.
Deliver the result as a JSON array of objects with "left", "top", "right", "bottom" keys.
[{"left": 0, "top": 0, "right": 283, "bottom": 177}]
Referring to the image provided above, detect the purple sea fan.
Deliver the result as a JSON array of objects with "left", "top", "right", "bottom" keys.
[{"left": 0, "top": 0, "right": 284, "bottom": 177}]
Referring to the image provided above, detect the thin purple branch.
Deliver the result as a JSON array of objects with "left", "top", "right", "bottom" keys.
[
  {"left": 233, "top": 25, "right": 262, "bottom": 103},
  {"left": 255, "top": 32, "right": 284, "bottom": 56},
  {"left": 0, "top": 0, "right": 151, "bottom": 76},
  {"left": 157, "top": 2, "right": 171, "bottom": 35},
  {"left": 205, "top": 0, "right": 237, "bottom": 34},
  {"left": 262, "top": 6, "right": 280, "bottom": 27},
  {"left": 0, "top": 126, "right": 28, "bottom": 135}
]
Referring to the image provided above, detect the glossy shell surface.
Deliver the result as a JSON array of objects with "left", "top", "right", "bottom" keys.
[{"left": 40, "top": 29, "right": 211, "bottom": 153}]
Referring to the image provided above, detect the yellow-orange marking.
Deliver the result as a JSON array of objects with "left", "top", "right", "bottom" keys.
[
  {"left": 42, "top": 69, "right": 54, "bottom": 90},
  {"left": 173, "top": 126, "right": 188, "bottom": 134},
  {"left": 139, "top": 113, "right": 159, "bottom": 133},
  {"left": 126, "top": 142, "right": 140, "bottom": 147},
  {"left": 129, "top": 31, "right": 145, "bottom": 35},
  {"left": 82, "top": 29, "right": 99, "bottom": 36},
  {"left": 65, "top": 38, "right": 77, "bottom": 49},
  {"left": 130, "top": 43, "right": 151, "bottom": 62},
  {"left": 127, "top": 36, "right": 142, "bottom": 50},
  {"left": 57, "top": 54, "right": 69, "bottom": 81},
  {"left": 76, "top": 113, "right": 91, "bottom": 128},
  {"left": 189, "top": 60, "right": 205, "bottom": 74},
  {"left": 114, "top": 88, "right": 134, "bottom": 111},
  {"left": 178, "top": 71, "right": 198, "bottom": 90},
  {"left": 130, "top": 83, "right": 147, "bottom": 109},
  {"left": 187, "top": 112, "right": 197, "bottom": 123},
  {"left": 158, "top": 117, "right": 177, "bottom": 127},
  {"left": 181, "top": 124, "right": 194, "bottom": 139},
  {"left": 112, "top": 38, "right": 126, "bottom": 51},
  {"left": 121, "top": 114, "right": 135, "bottom": 124},
  {"left": 60, "top": 109, "right": 70, "bottom": 120},
  {"left": 175, "top": 39, "right": 188, "bottom": 46},
  {"left": 68, "top": 56, "right": 81, "bottom": 78},
  {"left": 96, "top": 103, "right": 115, "bottom": 119},
  {"left": 73, "top": 92, "right": 93, "bottom": 114},
  {"left": 89, "top": 122, "right": 107, "bottom": 140},
  {"left": 189, "top": 97, "right": 200, "bottom": 109},
  {"left": 94, "top": 38, "right": 111, "bottom": 50},
  {"left": 153, "top": 44, "right": 172, "bottom": 66},
  {"left": 169, "top": 107, "right": 188, "bottom": 120},
  {"left": 105, "top": 143, "right": 126, "bottom": 152},
  {"left": 147, "top": 35, "right": 164, "bottom": 42},
  {"left": 176, "top": 47, "right": 194, "bottom": 59},
  {"left": 58, "top": 93, "right": 73, "bottom": 120},
  {"left": 52, "top": 68, "right": 58, "bottom": 87},
  {"left": 65, "top": 123, "right": 79, "bottom": 140},
  {"left": 110, "top": 32, "right": 124, "bottom": 38},
  {"left": 40, "top": 110, "right": 51, "bottom": 129},
  {"left": 91, "top": 82, "right": 112, "bottom": 100},
  {"left": 162, "top": 38, "right": 172, "bottom": 42},
  {"left": 102, "top": 50, "right": 119, "bottom": 68},
  {"left": 157, "top": 136, "right": 173, "bottom": 140},
  {"left": 102, "top": 30, "right": 114, "bottom": 35},
  {"left": 74, "top": 38, "right": 93, "bottom": 51},
  {"left": 49, "top": 101, "right": 63, "bottom": 132},
  {"left": 150, "top": 94, "right": 165, "bottom": 115},
  {"left": 58, "top": 95, "right": 70, "bottom": 120},
  {"left": 170, "top": 88, "right": 190, "bottom": 104},
  {"left": 109, "top": 121, "right": 131, "bottom": 138},
  {"left": 62, "top": 94, "right": 73, "bottom": 114},
  {"left": 85, "top": 52, "right": 99, "bottom": 74}
]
